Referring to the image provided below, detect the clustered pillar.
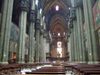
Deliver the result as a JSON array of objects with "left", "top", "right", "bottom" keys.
[
  {"left": 29, "top": 10, "right": 35, "bottom": 63},
  {"left": 75, "top": 0, "right": 85, "bottom": 62},
  {"left": 0, "top": 0, "right": 51, "bottom": 64},
  {"left": 36, "top": 10, "right": 41, "bottom": 62},
  {"left": 0, "top": 0, "right": 14, "bottom": 64},
  {"left": 43, "top": 30, "right": 47, "bottom": 62},
  {"left": 28, "top": 0, "right": 35, "bottom": 63},
  {"left": 46, "top": 36, "right": 50, "bottom": 62},
  {"left": 17, "top": 0, "right": 29, "bottom": 63},
  {"left": 68, "top": 0, "right": 98, "bottom": 63},
  {"left": 83, "top": 0, "right": 98, "bottom": 63},
  {"left": 40, "top": 26, "right": 44, "bottom": 62}
]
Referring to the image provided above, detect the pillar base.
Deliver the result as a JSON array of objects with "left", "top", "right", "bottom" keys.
[
  {"left": 94, "top": 61, "right": 99, "bottom": 64},
  {"left": 88, "top": 61, "right": 99, "bottom": 64},
  {"left": 18, "top": 61, "right": 25, "bottom": 63},
  {"left": 35, "top": 61, "right": 40, "bottom": 63},
  {"left": 79, "top": 61, "right": 87, "bottom": 63},
  {"left": 40, "top": 61, "right": 43, "bottom": 63},
  {"left": 73, "top": 61, "right": 79, "bottom": 63},
  {"left": 28, "top": 62, "right": 34, "bottom": 63},
  {"left": 36, "top": 60, "right": 39, "bottom": 63},
  {"left": 0, "top": 62, "right": 8, "bottom": 64}
]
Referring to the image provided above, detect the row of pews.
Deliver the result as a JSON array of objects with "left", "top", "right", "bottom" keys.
[
  {"left": 25, "top": 62, "right": 100, "bottom": 75},
  {"left": 26, "top": 66, "right": 66, "bottom": 74},
  {"left": 63, "top": 62, "right": 100, "bottom": 75},
  {"left": 0, "top": 62, "right": 100, "bottom": 75},
  {"left": 0, "top": 62, "right": 51, "bottom": 75}
]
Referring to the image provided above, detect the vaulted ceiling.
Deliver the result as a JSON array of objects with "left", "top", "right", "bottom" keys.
[
  {"left": 12, "top": 0, "right": 71, "bottom": 39},
  {"left": 40, "top": 0, "right": 71, "bottom": 37}
]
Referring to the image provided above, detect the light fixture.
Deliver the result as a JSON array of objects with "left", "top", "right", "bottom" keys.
[
  {"left": 53, "top": 33, "right": 54, "bottom": 35},
  {"left": 55, "top": 5, "right": 59, "bottom": 11},
  {"left": 63, "top": 32, "right": 65, "bottom": 35},
  {"left": 43, "top": 16, "right": 45, "bottom": 20},
  {"left": 40, "top": 8, "right": 42, "bottom": 14},
  {"left": 69, "top": 7, "right": 70, "bottom": 10},
  {"left": 58, "top": 33, "right": 60, "bottom": 36},
  {"left": 36, "top": 0, "right": 38, "bottom": 5}
]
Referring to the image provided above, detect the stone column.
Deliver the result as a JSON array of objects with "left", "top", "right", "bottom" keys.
[
  {"left": 74, "top": 0, "right": 86, "bottom": 62},
  {"left": 79, "top": 7, "right": 86, "bottom": 62},
  {"left": 83, "top": 0, "right": 98, "bottom": 63},
  {"left": 70, "top": 29, "right": 74, "bottom": 62},
  {"left": 71, "top": 0, "right": 76, "bottom": 62},
  {"left": 43, "top": 30, "right": 47, "bottom": 62},
  {"left": 72, "top": 29, "right": 75, "bottom": 61},
  {"left": 0, "top": 0, "right": 8, "bottom": 62},
  {"left": 36, "top": 10, "right": 40, "bottom": 62},
  {"left": 29, "top": 10, "right": 35, "bottom": 63},
  {"left": 68, "top": 17, "right": 74, "bottom": 61},
  {"left": 68, "top": 37, "right": 71, "bottom": 62},
  {"left": 40, "top": 26, "right": 44, "bottom": 62},
  {"left": 73, "top": 20, "right": 78, "bottom": 62},
  {"left": 76, "top": 23, "right": 79, "bottom": 62},
  {"left": 70, "top": 7, "right": 78, "bottom": 61},
  {"left": 76, "top": 8, "right": 82, "bottom": 62},
  {"left": 69, "top": 18, "right": 75, "bottom": 62},
  {"left": 17, "top": 0, "right": 29, "bottom": 63},
  {"left": 0, "top": 0, "right": 14, "bottom": 64},
  {"left": 46, "top": 37, "right": 50, "bottom": 62}
]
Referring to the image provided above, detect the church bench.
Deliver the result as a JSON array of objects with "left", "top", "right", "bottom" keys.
[
  {"left": 26, "top": 72, "right": 66, "bottom": 74},
  {"left": 83, "top": 71, "right": 100, "bottom": 75},
  {"left": 0, "top": 65, "right": 11, "bottom": 75},
  {"left": 32, "top": 69, "right": 65, "bottom": 72},
  {"left": 64, "top": 63, "right": 100, "bottom": 75},
  {"left": 64, "top": 63, "right": 84, "bottom": 71},
  {"left": 26, "top": 66, "right": 66, "bottom": 74},
  {"left": 0, "top": 64, "right": 22, "bottom": 75},
  {"left": 52, "top": 63, "right": 61, "bottom": 66},
  {"left": 23, "top": 63, "right": 51, "bottom": 68},
  {"left": 72, "top": 65, "right": 100, "bottom": 75},
  {"left": 32, "top": 66, "right": 65, "bottom": 71},
  {"left": 38, "top": 66, "right": 65, "bottom": 69}
]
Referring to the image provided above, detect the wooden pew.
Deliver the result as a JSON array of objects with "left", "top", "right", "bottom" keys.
[
  {"left": 26, "top": 72, "right": 66, "bottom": 74},
  {"left": 26, "top": 66, "right": 66, "bottom": 74},
  {"left": 72, "top": 64, "right": 100, "bottom": 75},
  {"left": 0, "top": 64, "right": 22, "bottom": 75},
  {"left": 63, "top": 62, "right": 100, "bottom": 75},
  {"left": 84, "top": 71, "right": 100, "bottom": 75}
]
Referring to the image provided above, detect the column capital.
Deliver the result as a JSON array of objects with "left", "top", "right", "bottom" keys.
[
  {"left": 20, "top": 0, "right": 29, "bottom": 12},
  {"left": 69, "top": 18, "right": 73, "bottom": 29},
  {"left": 29, "top": 10, "right": 35, "bottom": 22},
  {"left": 36, "top": 19, "right": 41, "bottom": 30},
  {"left": 74, "top": 0, "right": 83, "bottom": 7},
  {"left": 70, "top": 7, "right": 76, "bottom": 20}
]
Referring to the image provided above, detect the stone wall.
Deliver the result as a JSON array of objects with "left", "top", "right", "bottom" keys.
[
  {"left": 93, "top": 0, "right": 100, "bottom": 61},
  {"left": 9, "top": 23, "right": 29, "bottom": 60}
]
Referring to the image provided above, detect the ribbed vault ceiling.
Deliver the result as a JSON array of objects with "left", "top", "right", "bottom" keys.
[{"left": 40, "top": 0, "right": 71, "bottom": 37}]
